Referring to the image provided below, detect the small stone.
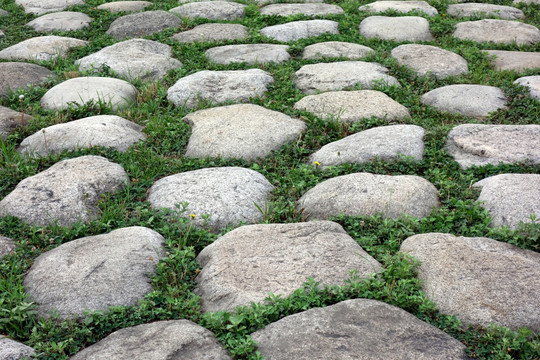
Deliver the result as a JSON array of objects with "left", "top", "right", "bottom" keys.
[
  {"left": 195, "top": 221, "right": 382, "bottom": 312},
  {"left": 205, "top": 44, "right": 290, "bottom": 65},
  {"left": 183, "top": 104, "right": 306, "bottom": 160},
  {"left": 421, "top": 84, "right": 507, "bottom": 117},
  {"left": 302, "top": 41, "right": 374, "bottom": 60},
  {"left": 359, "top": 1, "right": 438, "bottom": 16},
  {"left": 401, "top": 233, "right": 540, "bottom": 331},
  {"left": 26, "top": 11, "right": 92, "bottom": 33},
  {"left": 97, "top": 1, "right": 152, "bottom": 13},
  {"left": 167, "top": 69, "right": 274, "bottom": 109},
  {"left": 40, "top": 77, "right": 138, "bottom": 111},
  {"left": 485, "top": 50, "right": 540, "bottom": 72},
  {"left": 447, "top": 3, "right": 524, "bottom": 20},
  {"left": 514, "top": 75, "right": 540, "bottom": 99},
  {"left": 0, "top": 106, "right": 33, "bottom": 140},
  {"left": 15, "top": 0, "right": 84, "bottom": 15},
  {"left": 261, "top": 20, "right": 339, "bottom": 42},
  {"left": 172, "top": 23, "right": 248, "bottom": 43},
  {"left": 0, "top": 62, "right": 55, "bottom": 98},
  {"left": 0, "top": 235, "right": 16, "bottom": 259},
  {"left": 453, "top": 19, "right": 540, "bottom": 45},
  {"left": 294, "top": 61, "right": 400, "bottom": 94},
  {"left": 0, "top": 36, "right": 88, "bottom": 61},
  {"left": 170, "top": 1, "right": 245, "bottom": 20},
  {"left": 359, "top": 16, "right": 434, "bottom": 41},
  {"left": 0, "top": 336, "right": 36, "bottom": 360},
  {"left": 260, "top": 3, "right": 344, "bottom": 16},
  {"left": 0, "top": 9, "right": 8, "bottom": 16},
  {"left": 24, "top": 227, "right": 165, "bottom": 319},
  {"left": 106, "top": 10, "right": 182, "bottom": 39},
  {"left": 293, "top": 90, "right": 409, "bottom": 123},
  {"left": 298, "top": 173, "right": 440, "bottom": 220},
  {"left": 391, "top": 44, "right": 468, "bottom": 79}
]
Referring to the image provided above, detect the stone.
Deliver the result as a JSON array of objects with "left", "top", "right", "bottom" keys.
[
  {"left": 0, "top": 106, "right": 33, "bottom": 140},
  {"left": 421, "top": 85, "right": 507, "bottom": 117},
  {"left": 401, "top": 233, "right": 540, "bottom": 331},
  {"left": 15, "top": 0, "right": 84, "bottom": 15},
  {"left": 391, "top": 44, "right": 468, "bottom": 79},
  {"left": 0, "top": 336, "right": 36, "bottom": 360},
  {"left": 0, "top": 62, "right": 55, "bottom": 98},
  {"left": 0, "top": 235, "right": 16, "bottom": 259},
  {"left": 294, "top": 61, "right": 400, "bottom": 94},
  {"left": 97, "top": 1, "right": 152, "bottom": 13},
  {"left": 514, "top": 75, "right": 540, "bottom": 99},
  {"left": 40, "top": 76, "right": 138, "bottom": 111},
  {"left": 76, "top": 39, "right": 181, "bottom": 81},
  {"left": 359, "top": 16, "right": 434, "bottom": 41},
  {"left": 183, "top": 104, "right": 306, "bottom": 160},
  {"left": 311, "top": 125, "right": 424, "bottom": 168},
  {"left": 106, "top": 10, "right": 182, "bottom": 39},
  {"left": 18, "top": 115, "right": 145, "bottom": 157},
  {"left": 170, "top": 1, "right": 245, "bottom": 20},
  {"left": 294, "top": 90, "right": 410, "bottom": 123},
  {"left": 0, "top": 156, "right": 128, "bottom": 227},
  {"left": 24, "top": 227, "right": 165, "bottom": 319},
  {"left": 359, "top": 1, "right": 438, "bottom": 16},
  {"left": 70, "top": 320, "right": 231, "bottom": 359},
  {"left": 148, "top": 167, "right": 274, "bottom": 231},
  {"left": 261, "top": 20, "right": 339, "bottom": 42},
  {"left": 453, "top": 20, "right": 540, "bottom": 46},
  {"left": 447, "top": 3, "right": 524, "bottom": 20},
  {"left": 485, "top": 50, "right": 540, "bottom": 72},
  {"left": 302, "top": 41, "right": 374, "bottom": 60},
  {"left": 167, "top": 69, "right": 273, "bottom": 109},
  {"left": 251, "top": 299, "right": 470, "bottom": 360},
  {"left": 172, "top": 23, "right": 248, "bottom": 43},
  {"left": 0, "top": 36, "right": 88, "bottom": 61},
  {"left": 260, "top": 3, "right": 344, "bottom": 16},
  {"left": 26, "top": 11, "right": 92, "bottom": 33},
  {"left": 0, "top": 9, "right": 8, "bottom": 16},
  {"left": 195, "top": 221, "right": 382, "bottom": 312},
  {"left": 0, "top": 30, "right": 4, "bottom": 37},
  {"left": 298, "top": 173, "right": 440, "bottom": 220},
  {"left": 205, "top": 44, "right": 290, "bottom": 65},
  {"left": 445, "top": 124, "right": 540, "bottom": 168}
]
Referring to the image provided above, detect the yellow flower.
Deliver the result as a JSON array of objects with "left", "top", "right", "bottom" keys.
[
  {"left": 189, "top": 214, "right": 196, "bottom": 219},
  {"left": 314, "top": 161, "right": 321, "bottom": 167}
]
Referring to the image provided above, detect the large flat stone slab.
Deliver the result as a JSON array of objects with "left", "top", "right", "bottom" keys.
[
  {"left": 172, "top": 23, "right": 248, "bottom": 43},
  {"left": 97, "top": 1, "right": 151, "bottom": 13},
  {"left": 167, "top": 69, "right": 274, "bottom": 109},
  {"left": 26, "top": 11, "right": 92, "bottom": 32},
  {"left": 106, "top": 10, "right": 182, "bottom": 39},
  {"left": 485, "top": 50, "right": 540, "bottom": 72},
  {"left": 0, "top": 156, "right": 128, "bottom": 227},
  {"left": 359, "top": 16, "right": 434, "bottom": 41},
  {"left": 302, "top": 41, "right": 374, "bottom": 60},
  {"left": 0, "top": 235, "right": 16, "bottom": 259},
  {"left": 401, "top": 233, "right": 540, "bottom": 331},
  {"left": 0, "top": 62, "right": 55, "bottom": 98},
  {"left": 294, "top": 61, "right": 400, "bottom": 94},
  {"left": 514, "top": 75, "right": 540, "bottom": 99},
  {"left": 261, "top": 20, "right": 339, "bottom": 42},
  {"left": 260, "top": 3, "right": 344, "bottom": 16},
  {"left": 24, "top": 227, "right": 165, "bottom": 319},
  {"left": 205, "top": 44, "right": 290, "bottom": 65},
  {"left": 0, "top": 106, "right": 32, "bottom": 140},
  {"left": 298, "top": 173, "right": 440, "bottom": 220},
  {"left": 293, "top": 90, "right": 410, "bottom": 123},
  {"left": 447, "top": 3, "right": 524, "bottom": 19},
  {"left": 251, "top": 299, "right": 469, "bottom": 360},
  {"left": 183, "top": 104, "right": 306, "bottom": 160},
  {"left": 15, "top": 0, "right": 84, "bottom": 15},
  {"left": 170, "top": 1, "right": 245, "bottom": 20},
  {"left": 76, "top": 39, "right": 181, "bottom": 81},
  {"left": 359, "top": 1, "right": 438, "bottom": 16},
  {"left": 40, "top": 77, "right": 138, "bottom": 111},
  {"left": 195, "top": 221, "right": 382, "bottom": 312},
  {"left": 453, "top": 19, "right": 540, "bottom": 45},
  {"left": 445, "top": 124, "right": 540, "bottom": 168},
  {"left": 421, "top": 84, "right": 507, "bottom": 117},
  {"left": 0, "top": 36, "right": 88, "bottom": 61},
  {"left": 0, "top": 336, "right": 36, "bottom": 360}
]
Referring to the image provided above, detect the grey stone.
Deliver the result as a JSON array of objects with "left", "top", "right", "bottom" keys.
[
  {"left": 359, "top": 1, "right": 438, "bottom": 16},
  {"left": 0, "top": 9, "right": 8, "bottom": 16},
  {"left": 421, "top": 84, "right": 507, "bottom": 117},
  {"left": 76, "top": 39, "right": 181, "bottom": 81},
  {"left": 514, "top": 75, "right": 540, "bottom": 99},
  {"left": 294, "top": 61, "right": 400, "bottom": 94},
  {"left": 40, "top": 76, "right": 138, "bottom": 111},
  {"left": 70, "top": 320, "right": 231, "bottom": 360},
  {"left": 298, "top": 173, "right": 440, "bottom": 220},
  {"left": 445, "top": 124, "right": 540, "bottom": 168},
  {"left": 251, "top": 299, "right": 470, "bottom": 360},
  {"left": 148, "top": 167, "right": 274, "bottom": 231},
  {"left": 15, "top": 0, "right": 84, "bottom": 15},
  {"left": 0, "top": 156, "right": 128, "bottom": 227},
  {"left": 302, "top": 41, "right": 374, "bottom": 60},
  {"left": 261, "top": 20, "right": 339, "bottom": 42},
  {"left": 167, "top": 69, "right": 274, "bottom": 109},
  {"left": 106, "top": 10, "right": 182, "bottom": 39},
  {"left": 172, "top": 23, "right": 248, "bottom": 43},
  {"left": 26, "top": 11, "right": 92, "bottom": 33},
  {"left": 311, "top": 125, "right": 424, "bottom": 168},
  {"left": 18, "top": 115, "right": 145, "bottom": 157},
  {"left": 0, "top": 36, "right": 88, "bottom": 61},
  {"left": 195, "top": 221, "right": 382, "bottom": 312},
  {"left": 24, "top": 227, "right": 165, "bottom": 319},
  {"left": 359, "top": 16, "right": 434, "bottom": 41},
  {"left": 97, "top": 1, "right": 152, "bottom": 13},
  {"left": 260, "top": 3, "right": 344, "bottom": 16},
  {"left": 401, "top": 233, "right": 540, "bottom": 331},
  {"left": 453, "top": 19, "right": 540, "bottom": 45},
  {"left": 293, "top": 90, "right": 410, "bottom": 123},
  {"left": 0, "top": 336, "right": 35, "bottom": 360},
  {"left": 170, "top": 1, "right": 245, "bottom": 20},
  {"left": 0, "top": 30, "right": 4, "bottom": 37},
  {"left": 0, "top": 235, "right": 16, "bottom": 259},
  {"left": 183, "top": 104, "right": 306, "bottom": 160},
  {"left": 0, "top": 62, "right": 55, "bottom": 98},
  {"left": 485, "top": 50, "right": 540, "bottom": 72},
  {"left": 205, "top": 44, "right": 290, "bottom": 65},
  {"left": 391, "top": 44, "right": 468, "bottom": 79},
  {"left": 0, "top": 106, "right": 33, "bottom": 140},
  {"left": 447, "top": 3, "right": 524, "bottom": 20}
]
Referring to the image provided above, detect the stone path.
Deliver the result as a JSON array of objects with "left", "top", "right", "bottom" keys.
[{"left": 1, "top": 0, "right": 539, "bottom": 358}]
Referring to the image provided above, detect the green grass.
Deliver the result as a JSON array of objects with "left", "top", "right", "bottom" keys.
[{"left": 1, "top": 0, "right": 540, "bottom": 358}]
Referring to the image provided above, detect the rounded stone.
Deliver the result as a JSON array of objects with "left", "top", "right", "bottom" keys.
[
  {"left": 302, "top": 41, "right": 374, "bottom": 60},
  {"left": 0, "top": 36, "right": 88, "bottom": 61},
  {"left": 260, "top": 3, "right": 344, "bottom": 16},
  {"left": 205, "top": 44, "right": 290, "bottom": 65},
  {"left": 261, "top": 20, "right": 339, "bottom": 42},
  {"left": 485, "top": 50, "right": 540, "bottom": 72},
  {"left": 0, "top": 235, "right": 16, "bottom": 259},
  {"left": 26, "top": 11, "right": 92, "bottom": 32},
  {"left": 0, "top": 106, "right": 33, "bottom": 140},
  {"left": 359, "top": 1, "right": 438, "bottom": 16},
  {"left": 447, "top": 3, "right": 524, "bottom": 20},
  {"left": 0, "top": 336, "right": 36, "bottom": 360},
  {"left": 172, "top": 23, "right": 248, "bottom": 43},
  {"left": 0, "top": 62, "right": 56, "bottom": 98},
  {"left": 0, "top": 9, "right": 8, "bottom": 16},
  {"left": 15, "top": 0, "right": 84, "bottom": 15},
  {"left": 170, "top": 1, "right": 245, "bottom": 20},
  {"left": 359, "top": 16, "right": 434, "bottom": 42},
  {"left": 514, "top": 75, "right": 540, "bottom": 99},
  {"left": 106, "top": 10, "right": 182, "bottom": 39},
  {"left": 453, "top": 19, "right": 540, "bottom": 46},
  {"left": 96, "top": 1, "right": 152, "bottom": 13}
]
